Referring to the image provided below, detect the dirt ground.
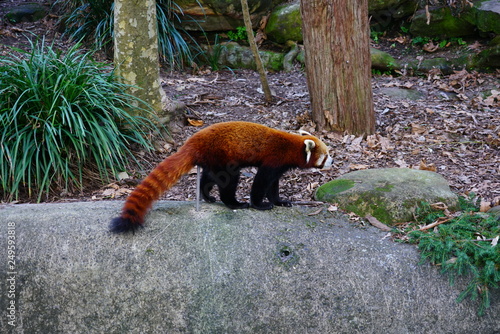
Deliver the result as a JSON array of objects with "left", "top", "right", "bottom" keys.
[
  {"left": 155, "top": 68, "right": 499, "bottom": 208},
  {"left": 1, "top": 1, "right": 499, "bottom": 208}
]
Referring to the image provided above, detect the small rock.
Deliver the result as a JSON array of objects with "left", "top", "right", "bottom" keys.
[{"left": 315, "top": 168, "right": 459, "bottom": 225}]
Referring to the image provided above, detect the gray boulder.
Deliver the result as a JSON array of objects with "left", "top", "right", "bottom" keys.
[
  {"left": 315, "top": 168, "right": 459, "bottom": 225},
  {"left": 4, "top": 3, "right": 48, "bottom": 23},
  {"left": 1, "top": 201, "right": 498, "bottom": 333}
]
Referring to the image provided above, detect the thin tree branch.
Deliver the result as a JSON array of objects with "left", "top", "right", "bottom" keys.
[{"left": 240, "top": 0, "right": 273, "bottom": 102}]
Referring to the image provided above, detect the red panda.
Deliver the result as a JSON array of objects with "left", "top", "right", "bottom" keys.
[{"left": 110, "top": 121, "right": 332, "bottom": 233}]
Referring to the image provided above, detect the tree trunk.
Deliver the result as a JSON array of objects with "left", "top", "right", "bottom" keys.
[
  {"left": 300, "top": 0, "right": 375, "bottom": 136},
  {"left": 113, "top": 0, "right": 166, "bottom": 115},
  {"left": 240, "top": 0, "right": 273, "bottom": 103}
]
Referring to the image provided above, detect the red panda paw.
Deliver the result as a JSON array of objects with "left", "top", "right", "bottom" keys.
[
  {"left": 274, "top": 200, "right": 292, "bottom": 207},
  {"left": 202, "top": 195, "right": 217, "bottom": 203},
  {"left": 251, "top": 202, "right": 274, "bottom": 210},
  {"left": 224, "top": 202, "right": 250, "bottom": 209}
]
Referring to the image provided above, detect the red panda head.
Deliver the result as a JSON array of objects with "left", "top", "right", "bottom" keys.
[{"left": 299, "top": 130, "right": 333, "bottom": 169}]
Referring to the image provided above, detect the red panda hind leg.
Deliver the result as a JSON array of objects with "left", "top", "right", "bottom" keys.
[
  {"left": 251, "top": 166, "right": 290, "bottom": 210},
  {"left": 266, "top": 178, "right": 292, "bottom": 207},
  {"left": 200, "top": 168, "right": 217, "bottom": 203},
  {"left": 201, "top": 166, "right": 249, "bottom": 209}
]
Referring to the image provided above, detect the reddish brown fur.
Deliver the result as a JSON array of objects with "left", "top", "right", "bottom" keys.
[{"left": 110, "top": 121, "right": 330, "bottom": 233}]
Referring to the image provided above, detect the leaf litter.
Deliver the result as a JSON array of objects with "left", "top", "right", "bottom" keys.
[{"left": 101, "top": 68, "right": 499, "bottom": 209}]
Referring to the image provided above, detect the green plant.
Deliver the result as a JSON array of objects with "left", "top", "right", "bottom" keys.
[
  {"left": 56, "top": 0, "right": 199, "bottom": 70},
  {"left": 370, "top": 29, "right": 384, "bottom": 43},
  {"left": 411, "top": 36, "right": 431, "bottom": 45},
  {"left": 0, "top": 39, "right": 159, "bottom": 201},
  {"left": 407, "top": 196, "right": 499, "bottom": 316},
  {"left": 411, "top": 36, "right": 468, "bottom": 48},
  {"left": 56, "top": 0, "right": 113, "bottom": 50},
  {"left": 227, "top": 26, "right": 248, "bottom": 41},
  {"left": 156, "top": 0, "right": 200, "bottom": 68},
  {"left": 204, "top": 34, "right": 227, "bottom": 71}
]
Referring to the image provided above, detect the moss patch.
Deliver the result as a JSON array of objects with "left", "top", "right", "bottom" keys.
[{"left": 315, "top": 179, "right": 355, "bottom": 202}]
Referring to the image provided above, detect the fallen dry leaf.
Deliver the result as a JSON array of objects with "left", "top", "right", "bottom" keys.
[
  {"left": 467, "top": 41, "right": 482, "bottom": 51},
  {"left": 483, "top": 90, "right": 499, "bottom": 106},
  {"left": 349, "top": 163, "right": 370, "bottom": 170},
  {"left": 430, "top": 202, "right": 448, "bottom": 211},
  {"left": 425, "top": 5, "right": 431, "bottom": 25},
  {"left": 187, "top": 118, "right": 204, "bottom": 127},
  {"left": 423, "top": 40, "right": 439, "bottom": 53},
  {"left": 327, "top": 205, "right": 338, "bottom": 212},
  {"left": 419, "top": 159, "right": 437, "bottom": 172},
  {"left": 411, "top": 123, "right": 426, "bottom": 135},
  {"left": 365, "top": 215, "right": 392, "bottom": 231},
  {"left": 480, "top": 200, "right": 492, "bottom": 213}
]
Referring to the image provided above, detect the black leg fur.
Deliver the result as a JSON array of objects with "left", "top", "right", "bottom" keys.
[
  {"left": 266, "top": 179, "right": 292, "bottom": 207},
  {"left": 200, "top": 168, "right": 216, "bottom": 203},
  {"left": 219, "top": 170, "right": 249, "bottom": 209},
  {"left": 204, "top": 166, "right": 249, "bottom": 209},
  {"left": 251, "top": 166, "right": 289, "bottom": 210}
]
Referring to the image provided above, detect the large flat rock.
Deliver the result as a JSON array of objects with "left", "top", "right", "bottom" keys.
[{"left": 0, "top": 201, "right": 498, "bottom": 333}]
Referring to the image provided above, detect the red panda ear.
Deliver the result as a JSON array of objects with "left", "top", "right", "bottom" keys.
[
  {"left": 299, "top": 129, "right": 313, "bottom": 136},
  {"left": 304, "top": 139, "right": 316, "bottom": 163}
]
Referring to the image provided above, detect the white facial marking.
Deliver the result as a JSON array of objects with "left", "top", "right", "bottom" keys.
[
  {"left": 315, "top": 154, "right": 324, "bottom": 167},
  {"left": 304, "top": 139, "right": 316, "bottom": 163}
]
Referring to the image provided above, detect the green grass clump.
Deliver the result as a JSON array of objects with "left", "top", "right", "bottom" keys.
[
  {"left": 408, "top": 196, "right": 499, "bottom": 316},
  {"left": 0, "top": 39, "right": 158, "bottom": 201},
  {"left": 56, "top": 0, "right": 199, "bottom": 70}
]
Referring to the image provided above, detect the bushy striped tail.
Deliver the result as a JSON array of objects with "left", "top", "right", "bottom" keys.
[{"left": 110, "top": 148, "right": 195, "bottom": 233}]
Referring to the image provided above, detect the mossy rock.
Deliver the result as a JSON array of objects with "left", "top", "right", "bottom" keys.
[
  {"left": 265, "top": 2, "right": 303, "bottom": 44},
  {"left": 409, "top": 6, "right": 476, "bottom": 38},
  {"left": 471, "top": 44, "right": 500, "bottom": 69},
  {"left": 472, "top": 0, "right": 500, "bottom": 34},
  {"left": 4, "top": 3, "right": 48, "bottom": 23},
  {"left": 316, "top": 168, "right": 459, "bottom": 225},
  {"left": 370, "top": 48, "right": 400, "bottom": 72},
  {"left": 217, "top": 42, "right": 284, "bottom": 71},
  {"left": 369, "top": 0, "right": 418, "bottom": 13}
]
